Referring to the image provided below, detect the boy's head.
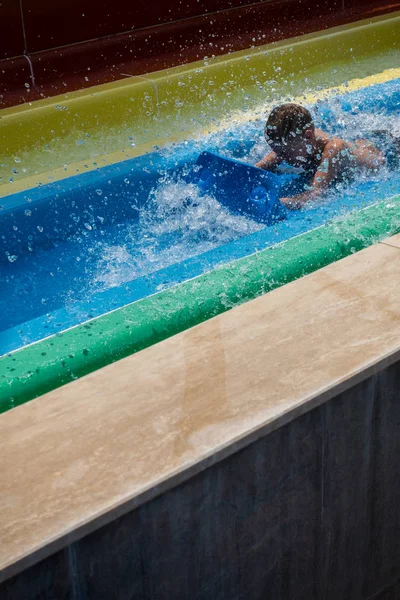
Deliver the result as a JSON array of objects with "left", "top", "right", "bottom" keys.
[{"left": 265, "top": 103, "right": 316, "bottom": 165}]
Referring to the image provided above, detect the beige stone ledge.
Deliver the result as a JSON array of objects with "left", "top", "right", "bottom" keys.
[{"left": 1, "top": 236, "right": 400, "bottom": 583}]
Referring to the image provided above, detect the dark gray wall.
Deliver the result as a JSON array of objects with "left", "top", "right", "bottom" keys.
[{"left": 2, "top": 360, "right": 400, "bottom": 600}]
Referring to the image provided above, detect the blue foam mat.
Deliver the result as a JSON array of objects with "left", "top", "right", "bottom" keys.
[{"left": 188, "top": 151, "right": 288, "bottom": 224}]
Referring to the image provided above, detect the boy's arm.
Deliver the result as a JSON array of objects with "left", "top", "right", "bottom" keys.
[
  {"left": 280, "top": 140, "right": 346, "bottom": 210},
  {"left": 256, "top": 152, "right": 282, "bottom": 172}
]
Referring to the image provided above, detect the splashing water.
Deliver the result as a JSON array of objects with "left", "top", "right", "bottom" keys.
[
  {"left": 92, "top": 82, "right": 400, "bottom": 293},
  {"left": 93, "top": 180, "right": 262, "bottom": 292}
]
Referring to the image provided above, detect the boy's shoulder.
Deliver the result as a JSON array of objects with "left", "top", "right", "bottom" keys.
[{"left": 321, "top": 135, "right": 349, "bottom": 157}]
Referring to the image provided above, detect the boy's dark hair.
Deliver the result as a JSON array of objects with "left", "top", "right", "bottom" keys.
[{"left": 265, "top": 104, "right": 314, "bottom": 144}]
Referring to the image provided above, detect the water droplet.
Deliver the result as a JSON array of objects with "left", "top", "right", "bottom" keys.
[
  {"left": 24, "top": 209, "right": 32, "bottom": 216},
  {"left": 7, "top": 255, "right": 18, "bottom": 263}
]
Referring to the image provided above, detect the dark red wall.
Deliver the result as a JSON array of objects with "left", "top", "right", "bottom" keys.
[
  {"left": 0, "top": 0, "right": 398, "bottom": 108},
  {"left": 21, "top": 0, "right": 266, "bottom": 53},
  {"left": 0, "top": 0, "right": 25, "bottom": 59}
]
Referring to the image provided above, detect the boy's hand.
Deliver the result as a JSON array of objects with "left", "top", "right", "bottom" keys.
[{"left": 256, "top": 152, "right": 282, "bottom": 172}]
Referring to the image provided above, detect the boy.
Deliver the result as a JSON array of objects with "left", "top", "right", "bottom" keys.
[{"left": 256, "top": 103, "right": 400, "bottom": 210}]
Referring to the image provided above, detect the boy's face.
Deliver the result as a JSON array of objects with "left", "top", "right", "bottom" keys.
[{"left": 268, "top": 129, "right": 316, "bottom": 167}]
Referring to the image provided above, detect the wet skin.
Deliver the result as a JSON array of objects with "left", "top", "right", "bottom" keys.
[{"left": 256, "top": 128, "right": 385, "bottom": 209}]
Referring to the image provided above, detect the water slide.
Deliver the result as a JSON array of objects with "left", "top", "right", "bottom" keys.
[{"left": 0, "top": 5, "right": 399, "bottom": 412}]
